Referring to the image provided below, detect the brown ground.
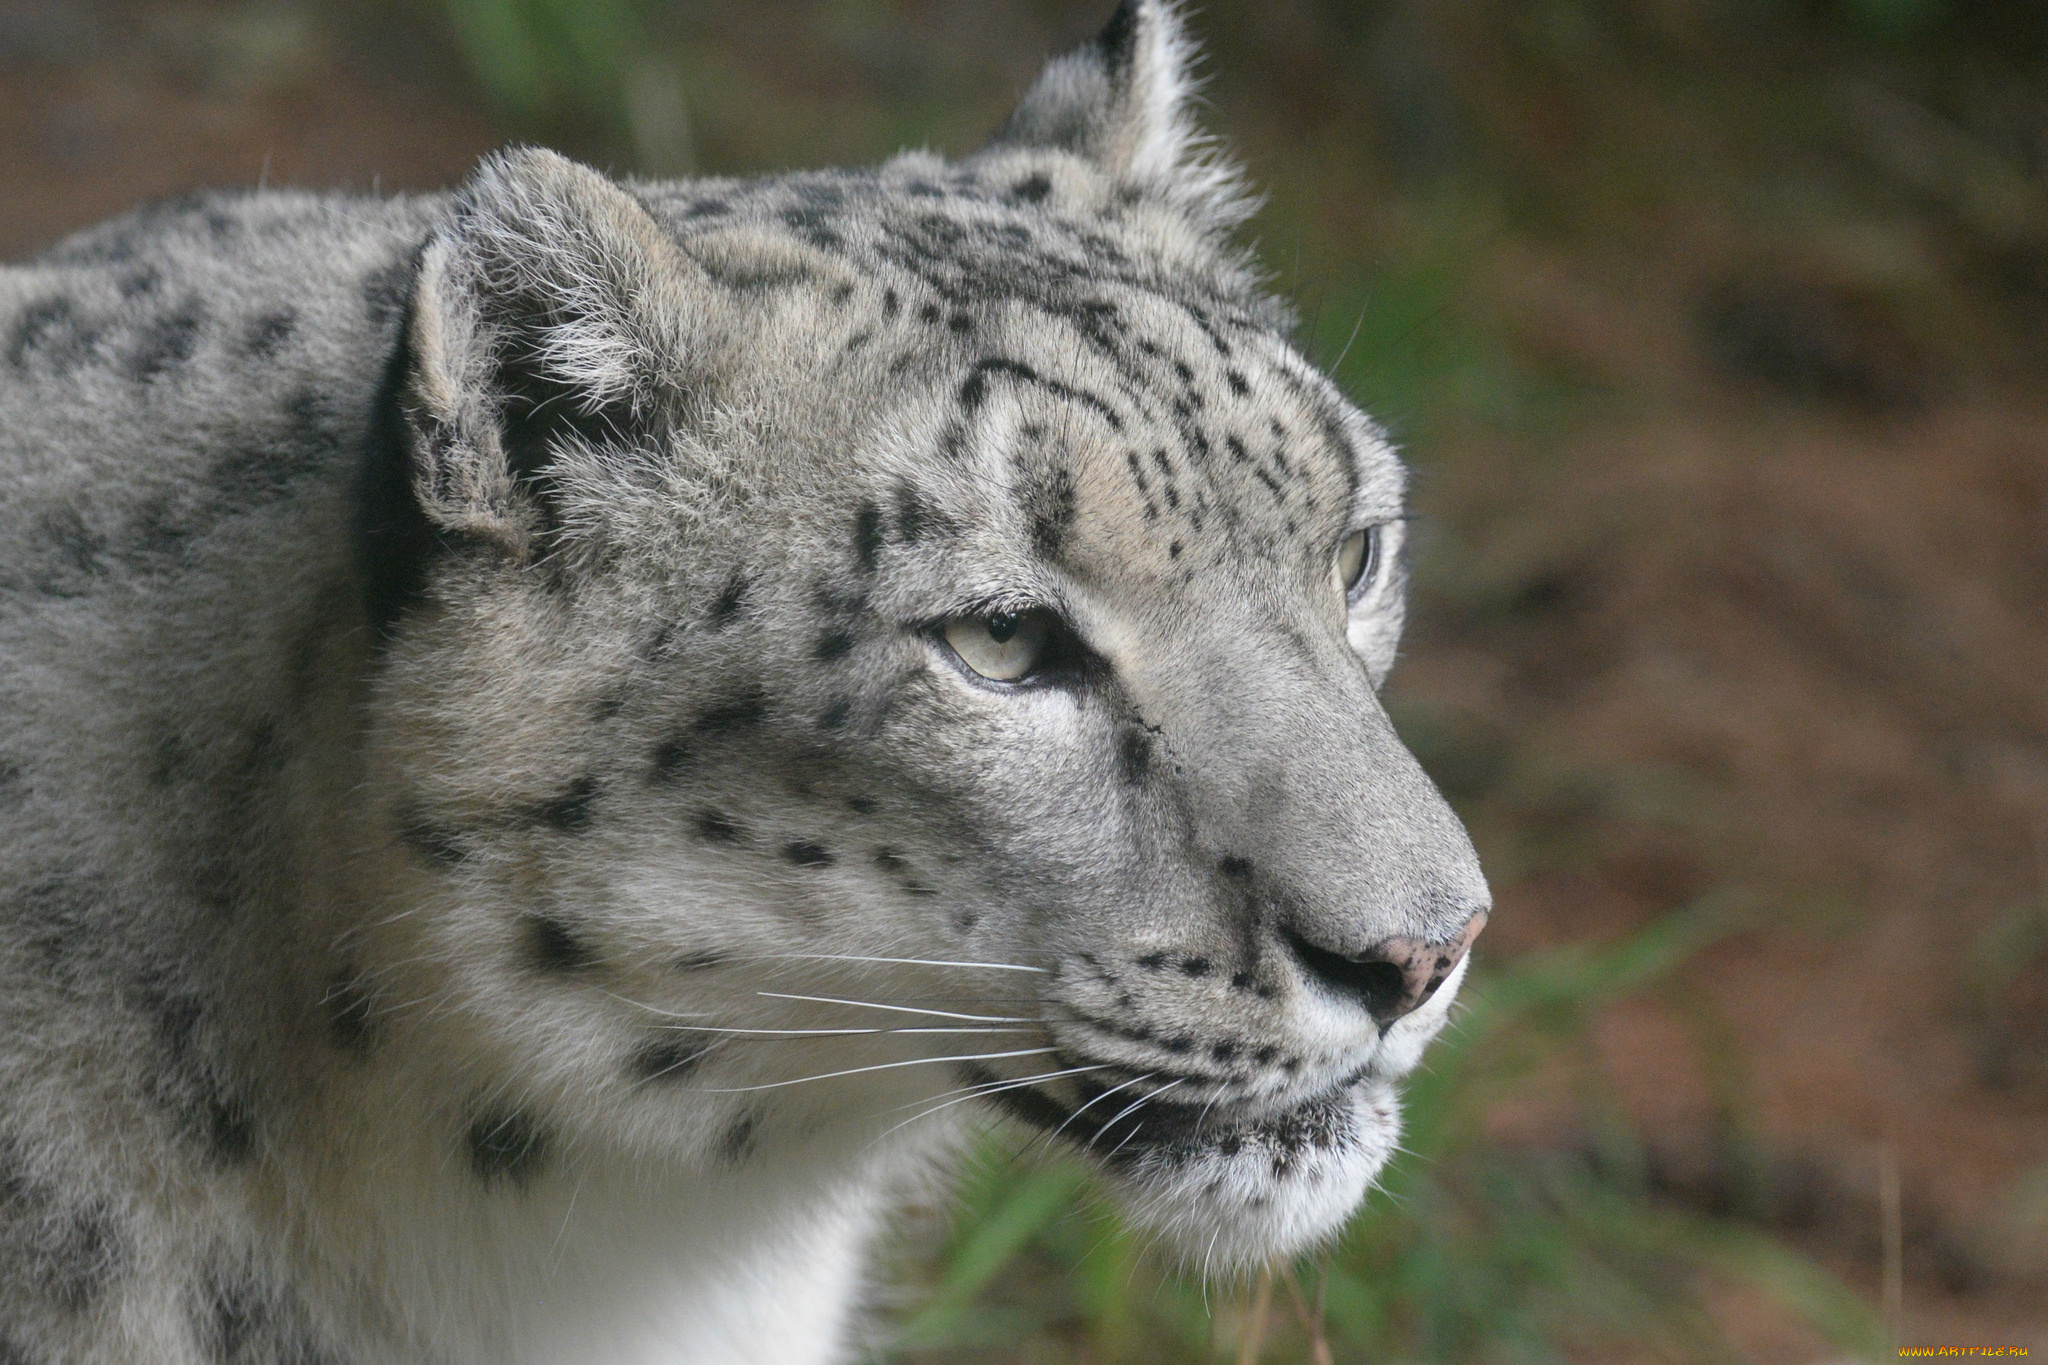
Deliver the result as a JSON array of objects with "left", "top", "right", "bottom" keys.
[{"left": 4, "top": 0, "right": 2043, "bottom": 1356}]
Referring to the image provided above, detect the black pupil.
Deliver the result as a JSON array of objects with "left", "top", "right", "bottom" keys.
[{"left": 987, "top": 612, "right": 1019, "bottom": 644}]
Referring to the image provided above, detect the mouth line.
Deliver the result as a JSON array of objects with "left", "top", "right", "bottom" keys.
[{"left": 961, "top": 1061, "right": 1370, "bottom": 1167}]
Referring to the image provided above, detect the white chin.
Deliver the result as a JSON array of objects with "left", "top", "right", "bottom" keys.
[{"left": 1103, "top": 1080, "right": 1401, "bottom": 1277}]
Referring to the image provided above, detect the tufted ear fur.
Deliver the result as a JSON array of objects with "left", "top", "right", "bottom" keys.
[
  {"left": 982, "top": 0, "right": 1251, "bottom": 229},
  {"left": 401, "top": 147, "right": 711, "bottom": 554}
]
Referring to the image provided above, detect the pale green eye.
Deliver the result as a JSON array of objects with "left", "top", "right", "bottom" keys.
[
  {"left": 1335, "top": 527, "right": 1377, "bottom": 598},
  {"left": 943, "top": 610, "right": 1050, "bottom": 682}
]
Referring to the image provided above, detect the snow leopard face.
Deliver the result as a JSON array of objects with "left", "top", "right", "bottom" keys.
[{"left": 365, "top": 0, "right": 1487, "bottom": 1274}]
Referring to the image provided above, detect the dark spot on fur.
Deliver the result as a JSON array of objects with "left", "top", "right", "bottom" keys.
[
  {"left": 396, "top": 808, "right": 467, "bottom": 865},
  {"left": 204, "top": 1275, "right": 266, "bottom": 1361},
  {"left": 531, "top": 775, "right": 599, "bottom": 832},
  {"left": 694, "top": 809, "right": 742, "bottom": 843},
  {"left": 1226, "top": 369, "right": 1250, "bottom": 396},
  {"left": 818, "top": 698, "right": 853, "bottom": 730},
  {"left": 698, "top": 246, "right": 822, "bottom": 293},
  {"left": 920, "top": 302, "right": 943, "bottom": 325},
  {"left": 8, "top": 295, "right": 101, "bottom": 374},
  {"left": 960, "top": 356, "right": 1122, "bottom": 430},
  {"left": 632, "top": 1032, "right": 712, "bottom": 1084},
  {"left": 852, "top": 500, "right": 884, "bottom": 572},
  {"left": 27, "top": 502, "right": 106, "bottom": 596},
  {"left": 781, "top": 206, "right": 843, "bottom": 250},
  {"left": 1010, "top": 174, "right": 1052, "bottom": 203},
  {"left": 1230, "top": 972, "right": 1256, "bottom": 991},
  {"left": 1124, "top": 449, "right": 1150, "bottom": 492},
  {"left": 358, "top": 255, "right": 413, "bottom": 328},
  {"left": 936, "top": 420, "right": 969, "bottom": 463},
  {"left": 1219, "top": 856, "right": 1253, "bottom": 880},
  {"left": 128, "top": 301, "right": 204, "bottom": 381},
  {"left": 720, "top": 1113, "right": 757, "bottom": 1162},
  {"left": 243, "top": 311, "right": 295, "bottom": 358},
  {"left": 204, "top": 1096, "right": 255, "bottom": 1166},
  {"left": 882, "top": 287, "right": 900, "bottom": 316},
  {"left": 870, "top": 846, "right": 940, "bottom": 898},
  {"left": 1137, "top": 953, "right": 1169, "bottom": 970},
  {"left": 322, "top": 971, "right": 376, "bottom": 1056},
  {"left": 846, "top": 795, "right": 877, "bottom": 815},
  {"left": 1117, "top": 729, "right": 1152, "bottom": 785},
  {"left": 1027, "top": 465, "right": 1078, "bottom": 561},
  {"left": 0, "top": 1146, "right": 123, "bottom": 1311},
  {"left": 649, "top": 737, "right": 692, "bottom": 784},
  {"left": 694, "top": 689, "right": 768, "bottom": 734},
  {"left": 782, "top": 841, "right": 834, "bottom": 867},
  {"left": 889, "top": 486, "right": 929, "bottom": 547},
  {"left": 523, "top": 915, "right": 598, "bottom": 974},
  {"left": 1253, "top": 1046, "right": 1278, "bottom": 1065},
  {"left": 1211, "top": 1042, "right": 1238, "bottom": 1062},
  {"left": 466, "top": 1109, "right": 549, "bottom": 1186},
  {"left": 135, "top": 985, "right": 257, "bottom": 1165},
  {"left": 948, "top": 312, "right": 974, "bottom": 333},
  {"left": 708, "top": 571, "right": 749, "bottom": 626},
  {"left": 815, "top": 630, "right": 856, "bottom": 662},
  {"left": 1168, "top": 541, "right": 1182, "bottom": 559},
  {"left": 1181, "top": 957, "right": 1211, "bottom": 978}
]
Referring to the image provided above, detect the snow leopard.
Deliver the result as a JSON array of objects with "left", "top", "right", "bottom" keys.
[{"left": 0, "top": 2, "right": 1489, "bottom": 1361}]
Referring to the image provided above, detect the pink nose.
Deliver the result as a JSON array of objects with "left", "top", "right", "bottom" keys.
[{"left": 1367, "top": 911, "right": 1487, "bottom": 1022}]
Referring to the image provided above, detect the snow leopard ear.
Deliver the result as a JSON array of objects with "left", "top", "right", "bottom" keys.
[
  {"left": 981, "top": 0, "right": 1250, "bottom": 228},
  {"left": 401, "top": 147, "right": 709, "bottom": 553}
]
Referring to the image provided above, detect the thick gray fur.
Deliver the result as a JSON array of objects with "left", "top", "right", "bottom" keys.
[{"left": 0, "top": 4, "right": 1487, "bottom": 1361}]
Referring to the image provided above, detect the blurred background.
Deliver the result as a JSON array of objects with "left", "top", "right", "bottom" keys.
[{"left": 5, "top": 0, "right": 2043, "bottom": 1358}]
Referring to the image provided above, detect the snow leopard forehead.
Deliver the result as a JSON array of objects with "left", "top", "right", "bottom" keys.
[{"left": 627, "top": 154, "right": 1390, "bottom": 573}]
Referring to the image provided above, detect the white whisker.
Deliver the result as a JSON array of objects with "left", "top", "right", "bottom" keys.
[
  {"left": 660, "top": 1024, "right": 1034, "bottom": 1038},
  {"left": 693, "top": 1047, "right": 1058, "bottom": 1094},
  {"left": 1037, "top": 1071, "right": 1154, "bottom": 1153},
  {"left": 869, "top": 1063, "right": 1110, "bottom": 1146},
  {"left": 741, "top": 953, "right": 1048, "bottom": 973},
  {"left": 754, "top": 991, "right": 1034, "bottom": 1023},
  {"left": 1098, "top": 1078, "right": 1187, "bottom": 1163},
  {"left": 1092, "top": 1079, "right": 1181, "bottom": 1150}
]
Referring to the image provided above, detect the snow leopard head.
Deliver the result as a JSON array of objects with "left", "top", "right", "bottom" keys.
[{"left": 365, "top": 0, "right": 1488, "bottom": 1274}]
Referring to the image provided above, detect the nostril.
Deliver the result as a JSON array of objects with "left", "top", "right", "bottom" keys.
[
  {"left": 1284, "top": 910, "right": 1487, "bottom": 1025},
  {"left": 1284, "top": 933, "right": 1412, "bottom": 1019}
]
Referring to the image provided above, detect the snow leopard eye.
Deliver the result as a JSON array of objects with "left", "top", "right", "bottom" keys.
[
  {"left": 943, "top": 610, "right": 1052, "bottom": 682},
  {"left": 1335, "top": 526, "right": 1380, "bottom": 601}
]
